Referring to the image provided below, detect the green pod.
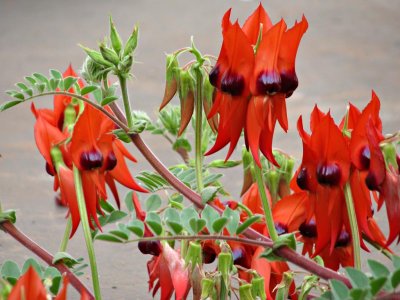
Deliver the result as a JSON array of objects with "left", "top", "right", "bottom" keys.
[
  {"left": 239, "top": 284, "right": 254, "bottom": 300},
  {"left": 99, "top": 44, "right": 120, "bottom": 66},
  {"left": 123, "top": 25, "right": 139, "bottom": 57},
  {"left": 109, "top": 16, "right": 123, "bottom": 55}
]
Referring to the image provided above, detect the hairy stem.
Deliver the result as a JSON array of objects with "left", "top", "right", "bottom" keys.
[
  {"left": 344, "top": 183, "right": 361, "bottom": 270},
  {"left": 109, "top": 102, "right": 352, "bottom": 287},
  {"left": 194, "top": 68, "right": 204, "bottom": 191},
  {"left": 58, "top": 216, "right": 72, "bottom": 252},
  {"left": 73, "top": 166, "right": 102, "bottom": 300},
  {"left": 0, "top": 221, "right": 94, "bottom": 299},
  {"left": 118, "top": 75, "right": 134, "bottom": 129},
  {"left": 252, "top": 158, "right": 278, "bottom": 241}
]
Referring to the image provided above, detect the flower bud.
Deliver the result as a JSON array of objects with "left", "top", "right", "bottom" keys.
[
  {"left": 123, "top": 25, "right": 139, "bottom": 57},
  {"left": 80, "top": 45, "right": 114, "bottom": 68},
  {"left": 159, "top": 54, "right": 180, "bottom": 110},
  {"left": 184, "top": 241, "right": 202, "bottom": 272},
  {"left": 81, "top": 56, "right": 108, "bottom": 83},
  {"left": 201, "top": 277, "right": 216, "bottom": 300},
  {"left": 99, "top": 43, "right": 120, "bottom": 66},
  {"left": 109, "top": 16, "right": 123, "bottom": 55},
  {"left": 218, "top": 252, "right": 233, "bottom": 289},
  {"left": 251, "top": 277, "right": 266, "bottom": 300},
  {"left": 241, "top": 147, "right": 255, "bottom": 196},
  {"left": 177, "top": 69, "right": 195, "bottom": 136},
  {"left": 63, "top": 104, "right": 76, "bottom": 131},
  {"left": 265, "top": 169, "right": 280, "bottom": 204},
  {"left": 239, "top": 283, "right": 254, "bottom": 300}
]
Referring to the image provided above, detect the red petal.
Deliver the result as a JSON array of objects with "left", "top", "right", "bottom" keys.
[
  {"left": 273, "top": 191, "right": 307, "bottom": 232},
  {"left": 8, "top": 266, "right": 47, "bottom": 300},
  {"left": 242, "top": 3, "right": 272, "bottom": 44}
]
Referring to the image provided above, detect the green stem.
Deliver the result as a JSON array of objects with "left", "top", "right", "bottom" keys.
[
  {"left": 58, "top": 217, "right": 72, "bottom": 252},
  {"left": 252, "top": 158, "right": 278, "bottom": 241},
  {"left": 194, "top": 68, "right": 204, "bottom": 192},
  {"left": 344, "top": 183, "right": 361, "bottom": 269},
  {"left": 118, "top": 75, "right": 134, "bottom": 129},
  {"left": 73, "top": 166, "right": 102, "bottom": 300}
]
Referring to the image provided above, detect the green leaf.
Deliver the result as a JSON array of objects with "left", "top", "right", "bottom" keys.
[
  {"left": 52, "top": 252, "right": 80, "bottom": 268},
  {"left": 80, "top": 85, "right": 98, "bottom": 96},
  {"left": 349, "top": 288, "right": 368, "bottom": 300},
  {"left": 124, "top": 191, "right": 135, "bottom": 213},
  {"left": 113, "top": 129, "right": 131, "bottom": 143},
  {"left": 392, "top": 255, "right": 400, "bottom": 269},
  {"left": 173, "top": 138, "right": 192, "bottom": 152},
  {"left": 63, "top": 76, "right": 78, "bottom": 91},
  {"left": 201, "top": 205, "right": 220, "bottom": 234},
  {"left": 236, "top": 215, "right": 262, "bottom": 235},
  {"left": 99, "top": 200, "right": 115, "bottom": 213},
  {"left": 0, "top": 100, "right": 23, "bottom": 112},
  {"left": 201, "top": 186, "right": 220, "bottom": 204},
  {"left": 180, "top": 207, "right": 199, "bottom": 233},
  {"left": 95, "top": 233, "right": 124, "bottom": 243},
  {"left": 368, "top": 259, "right": 390, "bottom": 278},
  {"left": 208, "top": 160, "right": 241, "bottom": 168},
  {"left": 25, "top": 76, "right": 37, "bottom": 86},
  {"left": 127, "top": 219, "right": 144, "bottom": 237},
  {"left": 145, "top": 194, "right": 162, "bottom": 212},
  {"left": 36, "top": 83, "right": 46, "bottom": 93},
  {"left": 203, "top": 173, "right": 223, "bottom": 187},
  {"left": 319, "top": 291, "right": 333, "bottom": 299},
  {"left": 33, "top": 72, "right": 49, "bottom": 85},
  {"left": 391, "top": 269, "right": 400, "bottom": 289},
  {"left": 345, "top": 267, "right": 369, "bottom": 289},
  {"left": 146, "top": 212, "right": 163, "bottom": 235},
  {"left": 189, "top": 218, "right": 206, "bottom": 234},
  {"left": 212, "top": 217, "right": 229, "bottom": 234},
  {"left": 50, "top": 69, "right": 63, "bottom": 80},
  {"left": 164, "top": 208, "right": 182, "bottom": 234},
  {"left": 109, "top": 230, "right": 129, "bottom": 240},
  {"left": 370, "top": 277, "right": 387, "bottom": 296},
  {"left": 101, "top": 96, "right": 119, "bottom": 106},
  {"left": 222, "top": 207, "right": 240, "bottom": 235},
  {"left": 107, "top": 211, "right": 128, "bottom": 223},
  {"left": 16, "top": 82, "right": 32, "bottom": 96},
  {"left": 21, "top": 258, "right": 42, "bottom": 277},
  {"left": 330, "top": 279, "right": 350, "bottom": 300},
  {"left": 49, "top": 275, "right": 62, "bottom": 295},
  {"left": 49, "top": 78, "right": 60, "bottom": 90},
  {"left": 1, "top": 260, "right": 20, "bottom": 280}
]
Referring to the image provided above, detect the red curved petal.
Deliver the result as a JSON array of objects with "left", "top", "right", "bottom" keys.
[{"left": 242, "top": 3, "right": 272, "bottom": 44}]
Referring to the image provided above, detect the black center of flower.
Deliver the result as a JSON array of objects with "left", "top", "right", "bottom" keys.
[
  {"left": 335, "top": 230, "right": 351, "bottom": 248},
  {"left": 220, "top": 71, "right": 245, "bottom": 96},
  {"left": 359, "top": 146, "right": 371, "bottom": 170},
  {"left": 202, "top": 245, "right": 217, "bottom": 264},
  {"left": 46, "top": 162, "right": 55, "bottom": 176},
  {"left": 105, "top": 151, "right": 117, "bottom": 171},
  {"left": 232, "top": 247, "right": 250, "bottom": 268},
  {"left": 280, "top": 71, "right": 298, "bottom": 98},
  {"left": 209, "top": 65, "right": 220, "bottom": 87},
  {"left": 365, "top": 172, "right": 380, "bottom": 191},
  {"left": 297, "top": 167, "right": 309, "bottom": 190},
  {"left": 138, "top": 240, "right": 161, "bottom": 256},
  {"left": 80, "top": 149, "right": 103, "bottom": 170},
  {"left": 299, "top": 220, "right": 317, "bottom": 238},
  {"left": 316, "top": 163, "right": 341, "bottom": 186},
  {"left": 256, "top": 70, "right": 281, "bottom": 95},
  {"left": 275, "top": 222, "right": 288, "bottom": 235}
]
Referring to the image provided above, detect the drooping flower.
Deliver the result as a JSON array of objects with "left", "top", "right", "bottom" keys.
[{"left": 207, "top": 4, "right": 308, "bottom": 166}]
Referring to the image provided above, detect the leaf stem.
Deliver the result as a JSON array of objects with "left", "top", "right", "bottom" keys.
[
  {"left": 252, "top": 158, "right": 278, "bottom": 241},
  {"left": 0, "top": 221, "right": 94, "bottom": 299},
  {"left": 118, "top": 75, "right": 134, "bottom": 129},
  {"left": 344, "top": 183, "right": 361, "bottom": 269},
  {"left": 58, "top": 216, "right": 72, "bottom": 252},
  {"left": 73, "top": 166, "right": 102, "bottom": 300},
  {"left": 194, "top": 68, "right": 204, "bottom": 192}
]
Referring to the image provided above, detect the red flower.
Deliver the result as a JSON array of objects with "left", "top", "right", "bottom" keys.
[
  {"left": 207, "top": 5, "right": 307, "bottom": 166},
  {"left": 8, "top": 266, "right": 47, "bottom": 300}
]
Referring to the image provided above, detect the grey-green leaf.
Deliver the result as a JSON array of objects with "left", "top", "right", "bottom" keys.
[
  {"left": 330, "top": 279, "right": 350, "bottom": 300},
  {"left": 145, "top": 212, "right": 163, "bottom": 235},
  {"left": 145, "top": 194, "right": 162, "bottom": 212}
]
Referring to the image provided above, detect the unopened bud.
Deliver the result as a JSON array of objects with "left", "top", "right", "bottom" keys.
[
  {"left": 99, "top": 43, "right": 120, "bottom": 66},
  {"left": 251, "top": 277, "right": 266, "bottom": 300},
  {"left": 81, "top": 56, "right": 108, "bottom": 83},
  {"left": 118, "top": 55, "right": 133, "bottom": 75},
  {"left": 201, "top": 278, "right": 215, "bottom": 300},
  {"left": 184, "top": 241, "right": 202, "bottom": 272},
  {"left": 123, "top": 25, "right": 139, "bottom": 57},
  {"left": 159, "top": 54, "right": 180, "bottom": 110},
  {"left": 109, "top": 16, "right": 123, "bottom": 55},
  {"left": 177, "top": 69, "right": 195, "bottom": 136},
  {"left": 265, "top": 170, "right": 280, "bottom": 204},
  {"left": 80, "top": 45, "right": 114, "bottom": 68},
  {"left": 239, "top": 284, "right": 254, "bottom": 300},
  {"left": 217, "top": 252, "right": 232, "bottom": 288}
]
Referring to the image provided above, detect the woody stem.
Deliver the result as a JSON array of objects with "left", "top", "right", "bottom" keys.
[
  {"left": 58, "top": 216, "right": 72, "bottom": 252},
  {"left": 73, "top": 166, "right": 102, "bottom": 300},
  {"left": 118, "top": 75, "right": 134, "bottom": 129},
  {"left": 344, "top": 183, "right": 361, "bottom": 269},
  {"left": 194, "top": 68, "right": 204, "bottom": 191}
]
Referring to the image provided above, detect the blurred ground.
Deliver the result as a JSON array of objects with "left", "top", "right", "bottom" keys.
[{"left": 0, "top": 0, "right": 399, "bottom": 299}]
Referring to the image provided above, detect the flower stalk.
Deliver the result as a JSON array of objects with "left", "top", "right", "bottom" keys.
[
  {"left": 344, "top": 183, "right": 362, "bottom": 269},
  {"left": 194, "top": 67, "right": 204, "bottom": 192},
  {"left": 118, "top": 75, "right": 134, "bottom": 129},
  {"left": 58, "top": 216, "right": 72, "bottom": 252},
  {"left": 73, "top": 166, "right": 102, "bottom": 300}
]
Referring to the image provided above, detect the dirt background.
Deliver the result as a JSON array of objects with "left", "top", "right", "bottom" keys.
[{"left": 0, "top": 0, "right": 399, "bottom": 299}]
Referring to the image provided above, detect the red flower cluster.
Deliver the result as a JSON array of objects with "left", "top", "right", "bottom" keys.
[
  {"left": 273, "top": 92, "right": 397, "bottom": 270},
  {"left": 207, "top": 4, "right": 308, "bottom": 166},
  {"left": 32, "top": 65, "right": 146, "bottom": 237}
]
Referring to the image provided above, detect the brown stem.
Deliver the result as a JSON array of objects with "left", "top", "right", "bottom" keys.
[
  {"left": 109, "top": 103, "right": 351, "bottom": 287},
  {"left": 0, "top": 221, "right": 94, "bottom": 299}
]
